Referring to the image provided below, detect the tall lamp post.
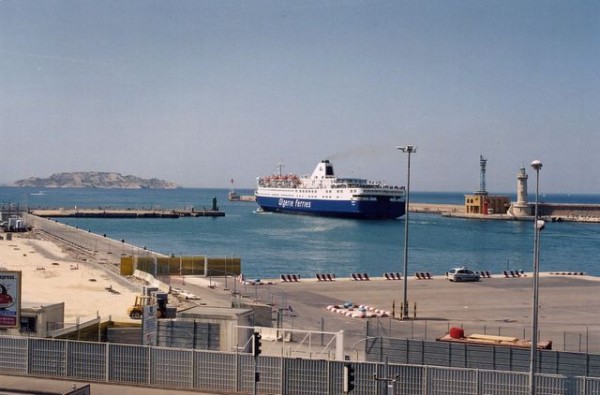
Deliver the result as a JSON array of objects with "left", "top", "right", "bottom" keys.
[
  {"left": 397, "top": 145, "right": 416, "bottom": 320},
  {"left": 529, "top": 159, "right": 543, "bottom": 395}
]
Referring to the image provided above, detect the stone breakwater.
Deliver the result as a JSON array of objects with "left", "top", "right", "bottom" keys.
[
  {"left": 410, "top": 203, "right": 465, "bottom": 214},
  {"left": 411, "top": 202, "right": 600, "bottom": 223},
  {"left": 539, "top": 203, "right": 600, "bottom": 223},
  {"left": 29, "top": 207, "right": 225, "bottom": 218},
  {"left": 23, "top": 213, "right": 166, "bottom": 265}
]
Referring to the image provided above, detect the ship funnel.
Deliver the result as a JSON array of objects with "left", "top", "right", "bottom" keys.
[{"left": 311, "top": 160, "right": 335, "bottom": 178}]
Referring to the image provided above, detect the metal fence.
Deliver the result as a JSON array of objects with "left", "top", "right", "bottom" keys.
[
  {"left": 366, "top": 317, "right": 600, "bottom": 354},
  {"left": 2, "top": 335, "right": 600, "bottom": 394},
  {"left": 364, "top": 336, "right": 600, "bottom": 379}
]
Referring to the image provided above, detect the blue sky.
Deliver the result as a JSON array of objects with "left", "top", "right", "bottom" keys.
[{"left": 1, "top": 1, "right": 599, "bottom": 193}]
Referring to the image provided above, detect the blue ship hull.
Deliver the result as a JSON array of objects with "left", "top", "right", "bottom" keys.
[{"left": 255, "top": 196, "right": 405, "bottom": 220}]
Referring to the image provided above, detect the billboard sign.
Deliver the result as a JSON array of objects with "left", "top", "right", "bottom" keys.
[
  {"left": 142, "top": 304, "right": 157, "bottom": 346},
  {"left": 0, "top": 271, "right": 21, "bottom": 328}
]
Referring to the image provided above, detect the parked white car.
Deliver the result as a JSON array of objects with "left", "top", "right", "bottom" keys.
[{"left": 447, "top": 267, "right": 481, "bottom": 282}]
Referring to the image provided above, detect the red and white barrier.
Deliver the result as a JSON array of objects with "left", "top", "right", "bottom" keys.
[
  {"left": 351, "top": 273, "right": 370, "bottom": 281},
  {"left": 550, "top": 272, "right": 585, "bottom": 275},
  {"left": 415, "top": 272, "right": 433, "bottom": 280},
  {"left": 280, "top": 274, "right": 300, "bottom": 282},
  {"left": 384, "top": 272, "right": 402, "bottom": 280},
  {"left": 316, "top": 273, "right": 336, "bottom": 282},
  {"left": 325, "top": 303, "right": 390, "bottom": 318}
]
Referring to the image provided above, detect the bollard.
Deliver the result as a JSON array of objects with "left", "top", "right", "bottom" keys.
[{"left": 413, "top": 301, "right": 417, "bottom": 318}]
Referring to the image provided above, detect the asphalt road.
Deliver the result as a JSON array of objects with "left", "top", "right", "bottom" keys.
[{"left": 217, "top": 273, "right": 600, "bottom": 354}]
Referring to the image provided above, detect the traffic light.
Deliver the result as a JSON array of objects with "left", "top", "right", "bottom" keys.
[
  {"left": 343, "top": 362, "right": 355, "bottom": 392},
  {"left": 252, "top": 332, "right": 262, "bottom": 357}
]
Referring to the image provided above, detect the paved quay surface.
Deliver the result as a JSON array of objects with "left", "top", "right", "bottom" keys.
[{"left": 212, "top": 273, "right": 600, "bottom": 354}]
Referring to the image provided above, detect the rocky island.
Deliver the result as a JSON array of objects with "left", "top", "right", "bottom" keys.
[{"left": 12, "top": 172, "right": 179, "bottom": 189}]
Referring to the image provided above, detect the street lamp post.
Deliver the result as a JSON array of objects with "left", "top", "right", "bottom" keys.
[
  {"left": 397, "top": 145, "right": 416, "bottom": 320},
  {"left": 529, "top": 159, "right": 543, "bottom": 395}
]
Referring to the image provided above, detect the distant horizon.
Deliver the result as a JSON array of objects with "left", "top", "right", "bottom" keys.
[
  {"left": 2, "top": 162, "right": 591, "bottom": 195},
  {"left": 2, "top": 184, "right": 600, "bottom": 198}
]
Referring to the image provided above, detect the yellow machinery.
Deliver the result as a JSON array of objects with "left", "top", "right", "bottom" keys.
[{"left": 127, "top": 295, "right": 166, "bottom": 319}]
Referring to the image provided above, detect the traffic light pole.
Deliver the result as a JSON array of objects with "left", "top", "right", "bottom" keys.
[
  {"left": 253, "top": 358, "right": 257, "bottom": 395},
  {"left": 343, "top": 362, "right": 355, "bottom": 393},
  {"left": 252, "top": 332, "right": 262, "bottom": 395}
]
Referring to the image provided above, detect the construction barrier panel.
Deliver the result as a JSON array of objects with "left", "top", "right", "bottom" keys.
[
  {"left": 130, "top": 255, "right": 241, "bottom": 277},
  {"left": 120, "top": 256, "right": 135, "bottom": 276}
]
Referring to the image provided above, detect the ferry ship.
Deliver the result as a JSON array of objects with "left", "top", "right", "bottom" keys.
[{"left": 255, "top": 160, "right": 405, "bottom": 219}]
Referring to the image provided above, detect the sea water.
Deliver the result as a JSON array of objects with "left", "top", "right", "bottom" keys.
[{"left": 2, "top": 187, "right": 600, "bottom": 278}]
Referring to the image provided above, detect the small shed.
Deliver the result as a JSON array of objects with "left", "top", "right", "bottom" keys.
[
  {"left": 157, "top": 306, "right": 255, "bottom": 352},
  {"left": 1, "top": 302, "right": 64, "bottom": 338}
]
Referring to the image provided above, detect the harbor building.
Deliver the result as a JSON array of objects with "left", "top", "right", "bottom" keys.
[
  {"left": 465, "top": 194, "right": 510, "bottom": 215},
  {"left": 464, "top": 155, "right": 510, "bottom": 215}
]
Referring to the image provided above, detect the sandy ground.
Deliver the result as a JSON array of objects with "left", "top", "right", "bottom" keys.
[{"left": 0, "top": 232, "right": 142, "bottom": 323}]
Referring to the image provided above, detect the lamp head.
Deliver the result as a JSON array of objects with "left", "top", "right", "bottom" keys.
[
  {"left": 536, "top": 219, "right": 545, "bottom": 231},
  {"left": 530, "top": 160, "right": 542, "bottom": 171},
  {"left": 397, "top": 145, "right": 416, "bottom": 153}
]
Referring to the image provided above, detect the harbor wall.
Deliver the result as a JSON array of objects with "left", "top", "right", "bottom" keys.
[
  {"left": 410, "top": 202, "right": 600, "bottom": 223},
  {"left": 22, "top": 213, "right": 243, "bottom": 275},
  {"left": 410, "top": 203, "right": 465, "bottom": 214},
  {"left": 539, "top": 203, "right": 600, "bottom": 222},
  {"left": 22, "top": 213, "right": 163, "bottom": 260}
]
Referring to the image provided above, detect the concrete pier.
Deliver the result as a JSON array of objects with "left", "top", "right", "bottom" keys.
[{"left": 29, "top": 207, "right": 225, "bottom": 218}]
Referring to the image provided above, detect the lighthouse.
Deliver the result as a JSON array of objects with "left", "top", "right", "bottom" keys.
[{"left": 511, "top": 166, "right": 532, "bottom": 216}]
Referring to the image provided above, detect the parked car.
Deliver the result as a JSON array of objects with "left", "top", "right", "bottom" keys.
[{"left": 447, "top": 267, "right": 481, "bottom": 282}]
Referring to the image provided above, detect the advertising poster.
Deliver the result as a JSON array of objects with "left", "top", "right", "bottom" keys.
[
  {"left": 142, "top": 304, "right": 157, "bottom": 346},
  {"left": 0, "top": 271, "right": 21, "bottom": 328}
]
